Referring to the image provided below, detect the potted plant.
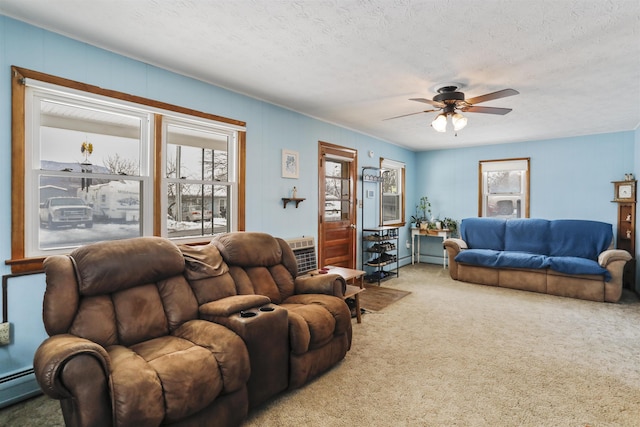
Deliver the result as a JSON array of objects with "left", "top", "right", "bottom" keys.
[
  {"left": 416, "top": 196, "right": 431, "bottom": 230},
  {"left": 441, "top": 217, "right": 458, "bottom": 237}
]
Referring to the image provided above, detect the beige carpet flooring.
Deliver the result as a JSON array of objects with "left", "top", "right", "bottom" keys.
[{"left": 2, "top": 263, "right": 640, "bottom": 426}]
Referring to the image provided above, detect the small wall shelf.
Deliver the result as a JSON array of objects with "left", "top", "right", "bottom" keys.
[{"left": 282, "top": 198, "right": 305, "bottom": 209}]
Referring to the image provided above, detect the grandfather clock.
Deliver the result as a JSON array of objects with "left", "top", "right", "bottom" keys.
[{"left": 612, "top": 180, "right": 636, "bottom": 289}]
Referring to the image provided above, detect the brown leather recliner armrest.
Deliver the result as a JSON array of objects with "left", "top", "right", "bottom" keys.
[
  {"left": 34, "top": 334, "right": 110, "bottom": 399},
  {"left": 294, "top": 274, "right": 346, "bottom": 297},
  {"left": 34, "top": 334, "right": 113, "bottom": 427},
  {"left": 199, "top": 295, "right": 271, "bottom": 317}
]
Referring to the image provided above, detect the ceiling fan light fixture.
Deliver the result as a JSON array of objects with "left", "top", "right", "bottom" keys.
[
  {"left": 431, "top": 113, "right": 448, "bottom": 132},
  {"left": 452, "top": 112, "right": 467, "bottom": 131}
]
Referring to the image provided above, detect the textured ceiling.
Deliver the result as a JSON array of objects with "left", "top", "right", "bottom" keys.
[{"left": 1, "top": 0, "right": 639, "bottom": 151}]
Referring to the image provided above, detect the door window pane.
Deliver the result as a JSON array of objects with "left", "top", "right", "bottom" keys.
[{"left": 324, "top": 160, "right": 351, "bottom": 221}]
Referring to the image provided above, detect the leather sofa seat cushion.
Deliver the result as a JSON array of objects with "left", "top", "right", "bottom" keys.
[
  {"left": 283, "top": 304, "right": 336, "bottom": 354},
  {"left": 110, "top": 320, "right": 249, "bottom": 424},
  {"left": 281, "top": 294, "right": 351, "bottom": 355}
]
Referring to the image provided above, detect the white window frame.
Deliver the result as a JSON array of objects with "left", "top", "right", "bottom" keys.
[
  {"left": 380, "top": 158, "right": 406, "bottom": 226},
  {"left": 161, "top": 116, "right": 239, "bottom": 243},
  {"left": 479, "top": 158, "right": 530, "bottom": 218}
]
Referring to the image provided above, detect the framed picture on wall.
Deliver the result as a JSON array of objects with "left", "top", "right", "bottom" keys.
[{"left": 282, "top": 149, "right": 299, "bottom": 178}]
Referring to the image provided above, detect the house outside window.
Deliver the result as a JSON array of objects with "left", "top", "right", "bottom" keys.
[
  {"left": 479, "top": 158, "right": 530, "bottom": 218},
  {"left": 380, "top": 158, "right": 405, "bottom": 226}
]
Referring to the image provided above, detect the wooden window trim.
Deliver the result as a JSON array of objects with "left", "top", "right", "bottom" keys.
[{"left": 7, "top": 66, "right": 246, "bottom": 273}]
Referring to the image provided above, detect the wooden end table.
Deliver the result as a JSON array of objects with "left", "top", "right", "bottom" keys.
[{"left": 311, "top": 265, "right": 366, "bottom": 323}]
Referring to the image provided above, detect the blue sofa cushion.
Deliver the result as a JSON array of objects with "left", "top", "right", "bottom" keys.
[
  {"left": 548, "top": 220, "right": 612, "bottom": 260},
  {"left": 496, "top": 251, "right": 550, "bottom": 269},
  {"left": 455, "top": 249, "right": 502, "bottom": 267},
  {"left": 460, "top": 218, "right": 506, "bottom": 251},
  {"left": 456, "top": 249, "right": 550, "bottom": 270},
  {"left": 504, "top": 219, "right": 551, "bottom": 254},
  {"left": 548, "top": 256, "right": 610, "bottom": 281}
]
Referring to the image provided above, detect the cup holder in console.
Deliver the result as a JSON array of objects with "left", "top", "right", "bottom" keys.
[
  {"left": 240, "top": 311, "right": 257, "bottom": 318},
  {"left": 259, "top": 306, "right": 275, "bottom": 312}
]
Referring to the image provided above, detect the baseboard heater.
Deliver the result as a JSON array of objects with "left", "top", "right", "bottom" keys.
[
  {"left": 0, "top": 369, "right": 33, "bottom": 385},
  {"left": 284, "top": 236, "right": 317, "bottom": 275}
]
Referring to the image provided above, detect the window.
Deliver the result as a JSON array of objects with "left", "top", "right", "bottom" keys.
[
  {"left": 479, "top": 158, "right": 530, "bottom": 218},
  {"left": 323, "top": 158, "right": 351, "bottom": 221},
  {"left": 164, "top": 119, "right": 236, "bottom": 238},
  {"left": 25, "top": 91, "right": 150, "bottom": 257},
  {"left": 380, "top": 158, "right": 405, "bottom": 225},
  {"left": 10, "top": 67, "right": 245, "bottom": 272}
]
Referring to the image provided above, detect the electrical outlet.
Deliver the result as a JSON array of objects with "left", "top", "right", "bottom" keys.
[
  {"left": 0, "top": 322, "right": 10, "bottom": 346},
  {"left": 406, "top": 240, "right": 411, "bottom": 249}
]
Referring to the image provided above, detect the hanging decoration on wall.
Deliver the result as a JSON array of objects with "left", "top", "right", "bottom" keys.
[{"left": 282, "top": 149, "right": 299, "bottom": 179}]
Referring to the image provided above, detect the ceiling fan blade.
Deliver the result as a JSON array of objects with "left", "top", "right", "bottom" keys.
[
  {"left": 409, "top": 98, "right": 446, "bottom": 108},
  {"left": 462, "top": 106, "right": 513, "bottom": 115},
  {"left": 465, "top": 89, "right": 519, "bottom": 105},
  {"left": 383, "top": 109, "right": 439, "bottom": 121}
]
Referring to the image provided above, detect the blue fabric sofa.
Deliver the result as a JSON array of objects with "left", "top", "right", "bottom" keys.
[{"left": 443, "top": 218, "right": 632, "bottom": 302}]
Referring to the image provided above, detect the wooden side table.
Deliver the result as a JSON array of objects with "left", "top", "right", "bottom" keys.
[
  {"left": 310, "top": 266, "right": 366, "bottom": 323},
  {"left": 323, "top": 266, "right": 365, "bottom": 288},
  {"left": 344, "top": 285, "right": 365, "bottom": 323}
]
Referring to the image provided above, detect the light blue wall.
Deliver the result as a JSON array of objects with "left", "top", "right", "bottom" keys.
[
  {"left": 414, "top": 131, "right": 636, "bottom": 265},
  {"left": 0, "top": 15, "right": 417, "bottom": 406}
]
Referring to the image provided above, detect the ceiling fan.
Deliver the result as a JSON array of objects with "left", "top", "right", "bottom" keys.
[{"left": 386, "top": 84, "right": 519, "bottom": 133}]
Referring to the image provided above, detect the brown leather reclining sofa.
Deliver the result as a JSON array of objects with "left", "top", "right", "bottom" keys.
[
  {"left": 34, "top": 232, "right": 351, "bottom": 427},
  {"left": 180, "top": 231, "right": 352, "bottom": 407}
]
